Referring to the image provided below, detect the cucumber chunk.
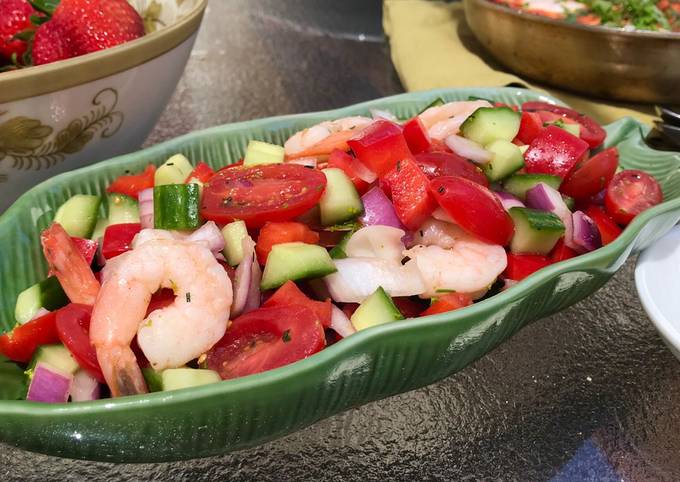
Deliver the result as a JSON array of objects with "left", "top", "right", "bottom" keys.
[
  {"left": 108, "top": 193, "right": 140, "bottom": 224},
  {"left": 460, "top": 107, "right": 521, "bottom": 146},
  {"left": 53, "top": 194, "right": 102, "bottom": 238},
  {"left": 350, "top": 286, "right": 404, "bottom": 331},
  {"left": 509, "top": 207, "right": 565, "bottom": 255},
  {"left": 161, "top": 368, "right": 221, "bottom": 391},
  {"left": 221, "top": 220, "right": 249, "bottom": 266},
  {"left": 28, "top": 344, "right": 79, "bottom": 376},
  {"left": 418, "top": 97, "right": 445, "bottom": 114},
  {"left": 562, "top": 195, "right": 575, "bottom": 211},
  {"left": 329, "top": 230, "right": 355, "bottom": 259},
  {"left": 15, "top": 277, "right": 68, "bottom": 324},
  {"left": 153, "top": 183, "right": 201, "bottom": 231},
  {"left": 547, "top": 119, "right": 581, "bottom": 137},
  {"left": 154, "top": 154, "right": 194, "bottom": 186},
  {"left": 261, "top": 242, "right": 337, "bottom": 290},
  {"left": 90, "top": 218, "right": 109, "bottom": 241},
  {"left": 503, "top": 174, "right": 562, "bottom": 201},
  {"left": 142, "top": 367, "right": 164, "bottom": 392},
  {"left": 483, "top": 139, "right": 524, "bottom": 182},
  {"left": 243, "top": 140, "right": 285, "bottom": 166},
  {"left": 319, "top": 168, "right": 363, "bottom": 226}
]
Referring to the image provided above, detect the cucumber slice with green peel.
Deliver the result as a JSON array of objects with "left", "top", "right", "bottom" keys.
[
  {"left": 518, "top": 145, "right": 529, "bottom": 155},
  {"left": 107, "top": 193, "right": 140, "bottom": 224},
  {"left": 503, "top": 174, "right": 563, "bottom": 201},
  {"left": 350, "top": 286, "right": 404, "bottom": 331},
  {"left": 418, "top": 97, "right": 445, "bottom": 114},
  {"left": 28, "top": 344, "right": 79, "bottom": 376},
  {"left": 509, "top": 207, "right": 565, "bottom": 255},
  {"left": 153, "top": 183, "right": 201, "bottom": 231},
  {"left": 142, "top": 368, "right": 164, "bottom": 392},
  {"left": 154, "top": 154, "right": 194, "bottom": 186},
  {"left": 243, "top": 140, "right": 285, "bottom": 166},
  {"left": 483, "top": 139, "right": 525, "bottom": 182},
  {"left": 547, "top": 119, "right": 580, "bottom": 137},
  {"left": 90, "top": 218, "right": 109, "bottom": 241},
  {"left": 319, "top": 168, "right": 363, "bottom": 226},
  {"left": 329, "top": 229, "right": 355, "bottom": 259},
  {"left": 221, "top": 220, "right": 249, "bottom": 266},
  {"left": 160, "top": 368, "right": 221, "bottom": 391},
  {"left": 53, "top": 194, "right": 102, "bottom": 238},
  {"left": 460, "top": 107, "right": 521, "bottom": 146},
  {"left": 261, "top": 242, "right": 337, "bottom": 290},
  {"left": 15, "top": 277, "right": 68, "bottom": 324},
  {"left": 562, "top": 195, "right": 575, "bottom": 211}
]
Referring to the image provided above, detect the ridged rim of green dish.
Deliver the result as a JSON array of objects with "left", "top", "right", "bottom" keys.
[{"left": 1, "top": 87, "right": 679, "bottom": 418}]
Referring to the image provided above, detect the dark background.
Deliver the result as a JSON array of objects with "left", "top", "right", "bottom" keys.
[{"left": 3, "top": 1, "right": 680, "bottom": 480}]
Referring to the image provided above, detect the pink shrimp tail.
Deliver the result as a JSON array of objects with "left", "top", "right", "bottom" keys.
[
  {"left": 96, "top": 345, "right": 148, "bottom": 397},
  {"left": 41, "top": 223, "right": 100, "bottom": 306}
]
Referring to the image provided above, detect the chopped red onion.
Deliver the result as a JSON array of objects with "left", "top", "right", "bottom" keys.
[
  {"left": 26, "top": 363, "right": 72, "bottom": 403},
  {"left": 444, "top": 135, "right": 492, "bottom": 164},
  {"left": 70, "top": 370, "right": 101, "bottom": 402},
  {"left": 359, "top": 187, "right": 404, "bottom": 229},
  {"left": 330, "top": 304, "right": 356, "bottom": 338},
  {"left": 139, "top": 188, "right": 154, "bottom": 229},
  {"left": 244, "top": 253, "right": 262, "bottom": 314},
  {"left": 571, "top": 211, "right": 602, "bottom": 253},
  {"left": 287, "top": 157, "right": 318, "bottom": 168},
  {"left": 187, "top": 221, "right": 225, "bottom": 254},
  {"left": 525, "top": 182, "right": 575, "bottom": 249},
  {"left": 351, "top": 158, "right": 377, "bottom": 183},
  {"left": 231, "top": 237, "right": 255, "bottom": 318},
  {"left": 370, "top": 108, "right": 398, "bottom": 123},
  {"left": 495, "top": 191, "right": 525, "bottom": 211}
]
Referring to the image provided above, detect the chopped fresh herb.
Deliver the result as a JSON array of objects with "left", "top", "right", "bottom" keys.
[
  {"left": 186, "top": 292, "right": 191, "bottom": 303},
  {"left": 282, "top": 330, "right": 292, "bottom": 343},
  {"left": 437, "top": 186, "right": 446, "bottom": 194}
]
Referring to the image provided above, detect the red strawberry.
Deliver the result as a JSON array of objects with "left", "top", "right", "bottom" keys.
[
  {"left": 0, "top": 0, "right": 36, "bottom": 62},
  {"left": 32, "top": 16, "right": 73, "bottom": 65}
]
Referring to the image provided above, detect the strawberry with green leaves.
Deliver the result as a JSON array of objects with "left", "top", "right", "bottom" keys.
[{"left": 0, "top": 0, "right": 38, "bottom": 64}]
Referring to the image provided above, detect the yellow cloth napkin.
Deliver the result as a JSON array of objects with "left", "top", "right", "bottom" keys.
[{"left": 383, "top": 0, "right": 655, "bottom": 125}]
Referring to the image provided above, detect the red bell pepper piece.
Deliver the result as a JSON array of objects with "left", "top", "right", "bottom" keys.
[
  {"left": 550, "top": 239, "right": 577, "bottom": 263},
  {"left": 0, "top": 311, "right": 59, "bottom": 363},
  {"left": 504, "top": 253, "right": 552, "bottom": 281},
  {"left": 420, "top": 293, "right": 472, "bottom": 316},
  {"left": 524, "top": 125, "right": 590, "bottom": 178},
  {"left": 107, "top": 164, "right": 156, "bottom": 199},
  {"left": 383, "top": 157, "right": 437, "bottom": 230},
  {"left": 347, "top": 120, "right": 413, "bottom": 176},
  {"left": 185, "top": 162, "right": 215, "bottom": 184},
  {"left": 327, "top": 149, "right": 371, "bottom": 194},
  {"left": 101, "top": 223, "right": 142, "bottom": 260},
  {"left": 402, "top": 117, "right": 431, "bottom": 154},
  {"left": 585, "top": 205, "right": 622, "bottom": 245},
  {"left": 515, "top": 111, "right": 543, "bottom": 145},
  {"left": 263, "top": 280, "right": 332, "bottom": 328}
]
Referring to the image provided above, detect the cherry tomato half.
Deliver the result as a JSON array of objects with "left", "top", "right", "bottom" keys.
[
  {"left": 415, "top": 151, "right": 489, "bottom": 187},
  {"left": 206, "top": 305, "right": 325, "bottom": 380},
  {"left": 201, "top": 164, "right": 327, "bottom": 228},
  {"left": 604, "top": 170, "right": 663, "bottom": 225},
  {"left": 521, "top": 101, "right": 607, "bottom": 149},
  {"left": 0, "top": 311, "right": 59, "bottom": 363},
  {"left": 585, "top": 205, "right": 622, "bottom": 245},
  {"left": 560, "top": 147, "right": 619, "bottom": 199},
  {"left": 55, "top": 304, "right": 104, "bottom": 382},
  {"left": 106, "top": 164, "right": 156, "bottom": 199},
  {"left": 420, "top": 293, "right": 472, "bottom": 317},
  {"left": 429, "top": 176, "right": 514, "bottom": 245},
  {"left": 263, "top": 280, "right": 332, "bottom": 328}
]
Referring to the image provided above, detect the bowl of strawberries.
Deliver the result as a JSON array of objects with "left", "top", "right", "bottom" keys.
[{"left": 0, "top": 0, "right": 207, "bottom": 212}]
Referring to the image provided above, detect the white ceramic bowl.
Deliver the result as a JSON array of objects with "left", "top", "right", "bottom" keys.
[
  {"left": 0, "top": 0, "right": 207, "bottom": 212},
  {"left": 635, "top": 225, "right": 680, "bottom": 360}
]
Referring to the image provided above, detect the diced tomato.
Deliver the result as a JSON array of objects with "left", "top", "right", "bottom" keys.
[
  {"left": 327, "top": 149, "right": 371, "bottom": 194},
  {"left": 347, "top": 120, "right": 414, "bottom": 176},
  {"left": 55, "top": 304, "right": 104, "bottom": 382},
  {"left": 392, "top": 297, "right": 429, "bottom": 318},
  {"left": 206, "top": 304, "right": 325, "bottom": 379},
  {"left": 521, "top": 101, "right": 607, "bottom": 149},
  {"left": 585, "top": 205, "right": 622, "bottom": 245},
  {"left": 0, "top": 311, "right": 59, "bottom": 363},
  {"left": 504, "top": 254, "right": 551, "bottom": 281},
  {"left": 420, "top": 292, "right": 472, "bottom": 316},
  {"left": 383, "top": 157, "right": 437, "bottom": 230},
  {"left": 185, "top": 162, "right": 215, "bottom": 184},
  {"left": 516, "top": 111, "right": 544, "bottom": 145},
  {"left": 428, "top": 138, "right": 450, "bottom": 153},
  {"left": 415, "top": 151, "right": 489, "bottom": 187},
  {"left": 605, "top": 170, "right": 663, "bottom": 225},
  {"left": 402, "top": 117, "right": 432, "bottom": 154},
  {"left": 560, "top": 147, "right": 619, "bottom": 199},
  {"left": 107, "top": 164, "right": 156, "bottom": 199},
  {"left": 429, "top": 176, "right": 514, "bottom": 245},
  {"left": 550, "top": 239, "right": 577, "bottom": 262},
  {"left": 256, "top": 221, "right": 320, "bottom": 265},
  {"left": 201, "top": 164, "right": 327, "bottom": 228},
  {"left": 263, "top": 280, "right": 332, "bottom": 328},
  {"left": 101, "top": 223, "right": 142, "bottom": 260},
  {"left": 524, "top": 126, "right": 590, "bottom": 178},
  {"left": 535, "top": 111, "right": 580, "bottom": 127}
]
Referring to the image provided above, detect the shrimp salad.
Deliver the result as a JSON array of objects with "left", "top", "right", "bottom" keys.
[{"left": 1, "top": 98, "right": 663, "bottom": 402}]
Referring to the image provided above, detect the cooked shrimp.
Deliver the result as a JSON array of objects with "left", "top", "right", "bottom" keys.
[
  {"left": 418, "top": 100, "right": 492, "bottom": 140},
  {"left": 90, "top": 238, "right": 232, "bottom": 397},
  {"left": 41, "top": 223, "right": 100, "bottom": 306},
  {"left": 405, "top": 219, "right": 507, "bottom": 298},
  {"left": 284, "top": 116, "right": 372, "bottom": 158}
]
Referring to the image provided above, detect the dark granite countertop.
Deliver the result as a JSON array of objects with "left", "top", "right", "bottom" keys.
[{"left": 3, "top": 1, "right": 680, "bottom": 480}]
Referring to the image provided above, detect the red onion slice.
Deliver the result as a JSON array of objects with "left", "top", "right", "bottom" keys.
[
  {"left": 495, "top": 191, "right": 525, "bottom": 211},
  {"left": 351, "top": 158, "right": 377, "bottom": 183},
  {"left": 359, "top": 187, "right": 403, "bottom": 229},
  {"left": 231, "top": 237, "right": 255, "bottom": 318},
  {"left": 244, "top": 254, "right": 262, "bottom": 314},
  {"left": 139, "top": 188, "right": 154, "bottom": 229},
  {"left": 26, "top": 363, "right": 73, "bottom": 403},
  {"left": 571, "top": 211, "right": 602, "bottom": 253},
  {"left": 444, "top": 135, "right": 492, "bottom": 164},
  {"left": 287, "top": 157, "right": 318, "bottom": 168},
  {"left": 525, "top": 182, "right": 575, "bottom": 249},
  {"left": 330, "top": 304, "right": 356, "bottom": 338},
  {"left": 187, "top": 221, "right": 225, "bottom": 254},
  {"left": 70, "top": 370, "right": 101, "bottom": 402}
]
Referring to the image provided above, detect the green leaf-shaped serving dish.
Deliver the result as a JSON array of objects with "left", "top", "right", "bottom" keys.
[{"left": 1, "top": 88, "right": 679, "bottom": 462}]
